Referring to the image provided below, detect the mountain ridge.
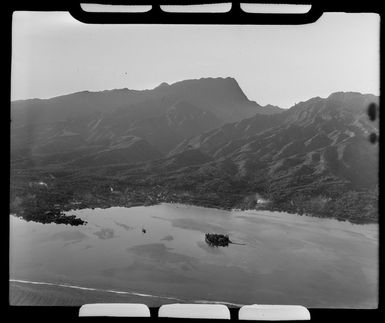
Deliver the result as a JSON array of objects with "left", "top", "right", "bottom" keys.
[
  {"left": 11, "top": 77, "right": 284, "bottom": 161},
  {"left": 10, "top": 79, "right": 379, "bottom": 224}
]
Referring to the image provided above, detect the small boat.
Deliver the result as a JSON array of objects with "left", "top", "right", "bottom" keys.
[{"left": 142, "top": 228, "right": 146, "bottom": 234}]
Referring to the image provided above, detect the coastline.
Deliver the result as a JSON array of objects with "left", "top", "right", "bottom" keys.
[
  {"left": 9, "top": 279, "right": 180, "bottom": 307},
  {"left": 9, "top": 277, "right": 376, "bottom": 309},
  {"left": 9, "top": 279, "right": 245, "bottom": 307},
  {"left": 11, "top": 197, "right": 379, "bottom": 227}
]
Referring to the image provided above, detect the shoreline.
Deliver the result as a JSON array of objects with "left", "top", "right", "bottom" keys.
[
  {"left": 11, "top": 200, "right": 379, "bottom": 228},
  {"left": 9, "top": 278, "right": 376, "bottom": 309},
  {"left": 10, "top": 279, "right": 182, "bottom": 301},
  {"left": 10, "top": 176, "right": 378, "bottom": 226},
  {"left": 9, "top": 279, "right": 245, "bottom": 307},
  {"left": 9, "top": 280, "right": 176, "bottom": 307}
]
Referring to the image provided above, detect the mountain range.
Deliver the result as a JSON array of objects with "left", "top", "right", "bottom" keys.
[
  {"left": 11, "top": 77, "right": 281, "bottom": 163},
  {"left": 10, "top": 78, "right": 379, "bottom": 224}
]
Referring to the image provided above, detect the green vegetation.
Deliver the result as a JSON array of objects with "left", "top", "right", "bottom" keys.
[
  {"left": 10, "top": 162, "right": 378, "bottom": 225},
  {"left": 205, "top": 233, "right": 231, "bottom": 247}
]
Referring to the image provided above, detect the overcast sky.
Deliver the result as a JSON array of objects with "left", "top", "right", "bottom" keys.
[{"left": 12, "top": 11, "right": 379, "bottom": 108}]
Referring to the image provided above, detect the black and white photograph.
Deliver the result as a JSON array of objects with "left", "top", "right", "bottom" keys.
[{"left": 10, "top": 9, "right": 379, "bottom": 309}]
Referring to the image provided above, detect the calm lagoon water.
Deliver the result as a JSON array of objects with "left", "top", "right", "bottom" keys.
[{"left": 10, "top": 203, "right": 378, "bottom": 308}]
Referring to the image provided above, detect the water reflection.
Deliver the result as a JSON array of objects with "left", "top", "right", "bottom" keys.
[
  {"left": 196, "top": 241, "right": 223, "bottom": 255},
  {"left": 114, "top": 221, "right": 133, "bottom": 231},
  {"left": 49, "top": 230, "right": 88, "bottom": 242},
  {"left": 161, "top": 235, "right": 174, "bottom": 241},
  {"left": 93, "top": 228, "right": 115, "bottom": 239}
]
